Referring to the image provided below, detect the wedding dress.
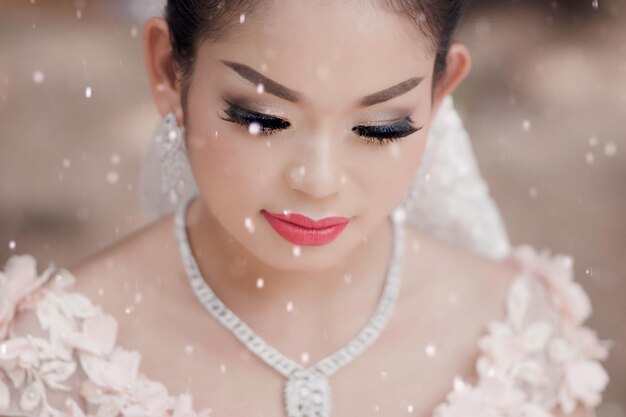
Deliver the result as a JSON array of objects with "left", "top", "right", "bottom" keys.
[{"left": 0, "top": 96, "right": 610, "bottom": 417}]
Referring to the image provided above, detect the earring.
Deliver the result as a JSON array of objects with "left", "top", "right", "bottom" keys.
[{"left": 155, "top": 112, "right": 188, "bottom": 204}]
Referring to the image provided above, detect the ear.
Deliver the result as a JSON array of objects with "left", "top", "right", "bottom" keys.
[
  {"left": 143, "top": 16, "right": 185, "bottom": 125},
  {"left": 431, "top": 42, "right": 472, "bottom": 116}
]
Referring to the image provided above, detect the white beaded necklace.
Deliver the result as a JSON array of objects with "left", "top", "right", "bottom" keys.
[{"left": 174, "top": 195, "right": 406, "bottom": 417}]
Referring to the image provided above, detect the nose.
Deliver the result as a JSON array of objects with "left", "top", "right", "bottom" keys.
[{"left": 284, "top": 133, "right": 343, "bottom": 200}]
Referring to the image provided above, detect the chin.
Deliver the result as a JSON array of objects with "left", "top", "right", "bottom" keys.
[{"left": 245, "top": 230, "right": 360, "bottom": 272}]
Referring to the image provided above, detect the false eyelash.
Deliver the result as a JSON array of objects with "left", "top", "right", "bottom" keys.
[
  {"left": 218, "top": 100, "right": 422, "bottom": 144},
  {"left": 351, "top": 116, "right": 422, "bottom": 145},
  {"left": 218, "top": 100, "right": 290, "bottom": 137}
]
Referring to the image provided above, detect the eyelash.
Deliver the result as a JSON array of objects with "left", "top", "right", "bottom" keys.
[
  {"left": 218, "top": 101, "right": 291, "bottom": 137},
  {"left": 218, "top": 101, "right": 422, "bottom": 145}
]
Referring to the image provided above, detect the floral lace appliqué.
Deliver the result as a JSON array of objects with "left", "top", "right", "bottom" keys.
[
  {"left": 433, "top": 245, "right": 611, "bottom": 417},
  {"left": 0, "top": 254, "right": 212, "bottom": 417}
]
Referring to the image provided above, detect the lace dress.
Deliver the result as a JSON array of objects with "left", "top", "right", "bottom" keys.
[{"left": 0, "top": 244, "right": 610, "bottom": 417}]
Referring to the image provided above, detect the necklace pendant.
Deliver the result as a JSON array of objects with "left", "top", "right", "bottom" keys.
[{"left": 284, "top": 369, "right": 331, "bottom": 417}]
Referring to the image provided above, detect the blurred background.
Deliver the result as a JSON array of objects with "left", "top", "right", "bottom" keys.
[{"left": 0, "top": 0, "right": 624, "bottom": 413}]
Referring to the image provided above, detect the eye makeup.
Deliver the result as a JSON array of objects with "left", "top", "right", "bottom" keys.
[
  {"left": 218, "top": 98, "right": 291, "bottom": 137},
  {"left": 217, "top": 97, "right": 423, "bottom": 144},
  {"left": 351, "top": 116, "right": 422, "bottom": 145}
]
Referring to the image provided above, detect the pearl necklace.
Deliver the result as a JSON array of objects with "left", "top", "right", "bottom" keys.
[{"left": 174, "top": 195, "right": 405, "bottom": 417}]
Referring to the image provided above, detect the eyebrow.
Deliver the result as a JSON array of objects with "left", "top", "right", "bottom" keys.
[{"left": 221, "top": 60, "right": 424, "bottom": 108}]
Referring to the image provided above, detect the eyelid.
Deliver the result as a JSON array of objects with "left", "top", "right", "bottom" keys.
[
  {"left": 359, "top": 116, "right": 410, "bottom": 126},
  {"left": 222, "top": 96, "right": 417, "bottom": 130},
  {"left": 221, "top": 96, "right": 289, "bottom": 119},
  {"left": 355, "top": 106, "right": 416, "bottom": 124}
]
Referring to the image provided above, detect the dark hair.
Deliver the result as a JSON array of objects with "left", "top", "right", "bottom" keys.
[{"left": 165, "top": 0, "right": 468, "bottom": 107}]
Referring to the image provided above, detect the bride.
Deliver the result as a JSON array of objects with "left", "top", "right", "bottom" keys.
[{"left": 0, "top": 1, "right": 610, "bottom": 416}]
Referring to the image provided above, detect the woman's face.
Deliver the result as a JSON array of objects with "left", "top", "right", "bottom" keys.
[{"left": 151, "top": 1, "right": 470, "bottom": 272}]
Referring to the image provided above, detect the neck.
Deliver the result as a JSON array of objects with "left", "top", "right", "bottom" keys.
[{"left": 183, "top": 196, "right": 396, "bottom": 322}]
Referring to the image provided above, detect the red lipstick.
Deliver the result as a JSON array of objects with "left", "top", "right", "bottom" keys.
[{"left": 261, "top": 210, "right": 350, "bottom": 246}]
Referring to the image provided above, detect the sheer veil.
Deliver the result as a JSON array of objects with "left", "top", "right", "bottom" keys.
[
  {"left": 401, "top": 96, "right": 511, "bottom": 259},
  {"left": 139, "top": 95, "right": 511, "bottom": 260}
]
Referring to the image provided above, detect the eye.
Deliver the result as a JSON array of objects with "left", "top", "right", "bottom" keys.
[
  {"left": 218, "top": 100, "right": 422, "bottom": 145},
  {"left": 352, "top": 116, "right": 423, "bottom": 145},
  {"left": 218, "top": 100, "right": 290, "bottom": 137}
]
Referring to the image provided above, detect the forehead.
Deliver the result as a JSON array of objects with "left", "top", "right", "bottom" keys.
[{"left": 198, "top": 0, "right": 433, "bottom": 110}]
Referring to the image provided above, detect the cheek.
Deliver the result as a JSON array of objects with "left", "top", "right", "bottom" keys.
[
  {"left": 358, "top": 134, "right": 428, "bottom": 215},
  {"left": 185, "top": 121, "right": 281, "bottom": 215}
]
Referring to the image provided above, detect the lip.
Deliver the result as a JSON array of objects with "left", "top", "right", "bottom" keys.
[{"left": 261, "top": 210, "right": 350, "bottom": 246}]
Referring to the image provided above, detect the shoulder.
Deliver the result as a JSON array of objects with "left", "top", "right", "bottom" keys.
[
  {"left": 67, "top": 210, "right": 183, "bottom": 317},
  {"left": 402, "top": 226, "right": 612, "bottom": 416},
  {"left": 0, "top": 253, "right": 96, "bottom": 415},
  {"left": 0, "top": 208, "right": 180, "bottom": 339},
  {"left": 0, "top": 210, "right": 182, "bottom": 417},
  {"left": 401, "top": 222, "right": 520, "bottom": 311},
  {"left": 69, "top": 210, "right": 177, "bottom": 288},
  {"left": 476, "top": 244, "right": 611, "bottom": 416},
  {"left": 399, "top": 223, "right": 524, "bottom": 384},
  {"left": 0, "top": 231, "right": 207, "bottom": 416},
  {"left": 0, "top": 254, "right": 56, "bottom": 340},
  {"left": 506, "top": 245, "right": 595, "bottom": 328}
]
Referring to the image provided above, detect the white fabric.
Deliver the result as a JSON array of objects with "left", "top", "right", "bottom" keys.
[
  {"left": 402, "top": 96, "right": 511, "bottom": 259},
  {"left": 139, "top": 95, "right": 511, "bottom": 260}
]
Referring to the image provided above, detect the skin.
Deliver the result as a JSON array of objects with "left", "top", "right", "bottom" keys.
[
  {"left": 67, "top": 1, "right": 594, "bottom": 416},
  {"left": 147, "top": 0, "right": 468, "bottom": 324}
]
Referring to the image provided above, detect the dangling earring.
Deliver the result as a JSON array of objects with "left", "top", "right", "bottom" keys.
[{"left": 155, "top": 112, "right": 188, "bottom": 204}]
